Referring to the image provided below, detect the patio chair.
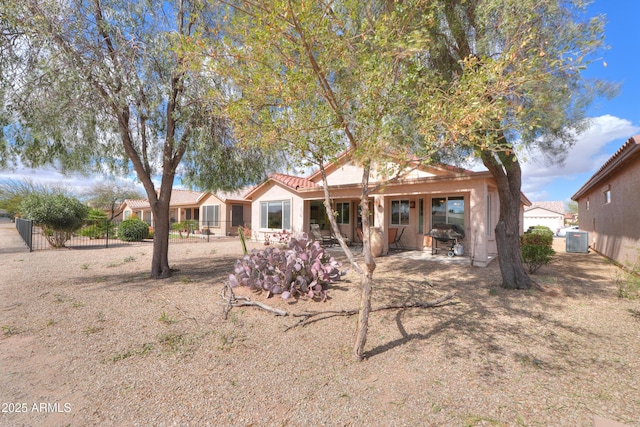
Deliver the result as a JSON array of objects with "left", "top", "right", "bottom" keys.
[
  {"left": 389, "top": 227, "right": 405, "bottom": 250},
  {"left": 310, "top": 224, "right": 335, "bottom": 246},
  {"left": 332, "top": 230, "right": 352, "bottom": 246}
]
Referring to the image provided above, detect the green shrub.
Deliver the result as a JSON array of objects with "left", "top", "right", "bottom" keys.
[
  {"left": 521, "top": 231, "right": 553, "bottom": 247},
  {"left": 171, "top": 220, "right": 198, "bottom": 238},
  {"left": 525, "top": 225, "right": 554, "bottom": 241},
  {"left": 79, "top": 208, "right": 116, "bottom": 239},
  {"left": 521, "top": 232, "right": 555, "bottom": 273},
  {"left": 20, "top": 193, "right": 89, "bottom": 248},
  {"left": 117, "top": 219, "right": 149, "bottom": 242}
]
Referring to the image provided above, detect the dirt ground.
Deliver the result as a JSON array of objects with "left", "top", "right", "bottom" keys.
[{"left": 1, "top": 219, "right": 639, "bottom": 426}]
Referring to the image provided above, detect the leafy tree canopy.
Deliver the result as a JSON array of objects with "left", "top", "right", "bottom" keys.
[{"left": 1, "top": 0, "right": 279, "bottom": 277}]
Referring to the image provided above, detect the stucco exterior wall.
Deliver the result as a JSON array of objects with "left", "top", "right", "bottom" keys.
[
  {"left": 372, "top": 177, "right": 495, "bottom": 265},
  {"left": 198, "top": 194, "right": 251, "bottom": 237},
  {"left": 322, "top": 163, "right": 366, "bottom": 186},
  {"left": 250, "top": 182, "right": 305, "bottom": 242},
  {"left": 576, "top": 156, "right": 640, "bottom": 266}
]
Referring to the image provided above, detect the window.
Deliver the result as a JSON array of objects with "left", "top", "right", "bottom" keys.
[
  {"left": 486, "top": 194, "right": 492, "bottom": 237},
  {"left": 202, "top": 205, "right": 220, "bottom": 227},
  {"left": 391, "top": 200, "right": 410, "bottom": 226},
  {"left": 431, "top": 196, "right": 465, "bottom": 228},
  {"left": 310, "top": 201, "right": 329, "bottom": 229},
  {"left": 418, "top": 199, "right": 424, "bottom": 234},
  {"left": 586, "top": 199, "right": 590, "bottom": 211},
  {"left": 231, "top": 205, "right": 244, "bottom": 227},
  {"left": 260, "top": 200, "right": 291, "bottom": 230},
  {"left": 336, "top": 202, "right": 350, "bottom": 224},
  {"left": 124, "top": 211, "right": 131, "bottom": 220},
  {"left": 604, "top": 189, "right": 611, "bottom": 204}
]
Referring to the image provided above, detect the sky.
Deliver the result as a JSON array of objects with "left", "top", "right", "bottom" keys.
[
  {"left": 1, "top": 1, "right": 639, "bottom": 206},
  {"left": 519, "top": 0, "right": 640, "bottom": 203}
]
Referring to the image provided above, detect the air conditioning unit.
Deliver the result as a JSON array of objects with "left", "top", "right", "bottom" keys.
[{"left": 566, "top": 231, "right": 588, "bottom": 253}]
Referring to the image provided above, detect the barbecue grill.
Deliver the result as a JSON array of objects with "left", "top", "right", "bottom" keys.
[{"left": 429, "top": 223, "right": 465, "bottom": 257}]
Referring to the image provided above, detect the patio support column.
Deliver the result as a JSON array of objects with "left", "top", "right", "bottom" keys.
[{"left": 469, "top": 184, "right": 488, "bottom": 266}]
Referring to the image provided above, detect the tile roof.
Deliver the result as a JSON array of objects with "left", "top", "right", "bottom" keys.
[
  {"left": 168, "top": 189, "right": 208, "bottom": 205},
  {"left": 526, "top": 201, "right": 565, "bottom": 214},
  {"left": 572, "top": 135, "right": 640, "bottom": 200},
  {"left": 124, "top": 198, "right": 150, "bottom": 209},
  {"left": 124, "top": 189, "right": 208, "bottom": 210},
  {"left": 217, "top": 187, "right": 251, "bottom": 202},
  {"left": 270, "top": 173, "right": 318, "bottom": 189}
]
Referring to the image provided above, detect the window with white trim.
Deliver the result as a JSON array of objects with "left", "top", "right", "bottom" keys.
[
  {"left": 260, "top": 200, "right": 291, "bottom": 230},
  {"left": 202, "top": 205, "right": 220, "bottom": 227},
  {"left": 391, "top": 200, "right": 410, "bottom": 226},
  {"left": 604, "top": 189, "right": 611, "bottom": 204}
]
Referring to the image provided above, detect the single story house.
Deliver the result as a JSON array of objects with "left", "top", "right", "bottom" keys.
[
  {"left": 121, "top": 188, "right": 251, "bottom": 236},
  {"left": 244, "top": 155, "right": 531, "bottom": 267},
  {"left": 523, "top": 201, "right": 565, "bottom": 233},
  {"left": 572, "top": 135, "right": 640, "bottom": 267}
]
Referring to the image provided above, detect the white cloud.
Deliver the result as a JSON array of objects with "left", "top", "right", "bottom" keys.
[
  {"left": 0, "top": 165, "right": 144, "bottom": 196},
  {"left": 520, "top": 114, "right": 640, "bottom": 197},
  {"left": 523, "top": 115, "right": 640, "bottom": 178}
]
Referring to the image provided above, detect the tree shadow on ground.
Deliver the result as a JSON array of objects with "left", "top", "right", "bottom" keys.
[{"left": 361, "top": 254, "right": 613, "bottom": 373}]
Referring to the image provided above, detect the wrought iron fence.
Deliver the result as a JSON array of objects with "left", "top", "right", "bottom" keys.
[
  {"left": 15, "top": 218, "right": 34, "bottom": 251},
  {"left": 14, "top": 218, "right": 246, "bottom": 251}
]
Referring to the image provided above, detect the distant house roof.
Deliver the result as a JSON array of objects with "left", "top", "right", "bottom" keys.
[
  {"left": 124, "top": 189, "right": 208, "bottom": 210},
  {"left": 217, "top": 187, "right": 252, "bottom": 202},
  {"left": 525, "top": 201, "right": 565, "bottom": 215},
  {"left": 124, "top": 198, "right": 150, "bottom": 209},
  {"left": 167, "top": 189, "right": 208, "bottom": 205},
  {"left": 572, "top": 135, "right": 640, "bottom": 200}
]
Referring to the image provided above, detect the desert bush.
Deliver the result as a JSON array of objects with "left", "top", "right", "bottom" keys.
[
  {"left": 229, "top": 235, "right": 342, "bottom": 301},
  {"left": 20, "top": 193, "right": 89, "bottom": 248},
  {"left": 525, "top": 225, "right": 554, "bottom": 241},
  {"left": 521, "top": 232, "right": 555, "bottom": 273},
  {"left": 171, "top": 220, "right": 198, "bottom": 238},
  {"left": 79, "top": 208, "right": 115, "bottom": 239},
  {"left": 117, "top": 218, "right": 149, "bottom": 241},
  {"left": 617, "top": 248, "right": 640, "bottom": 300}
]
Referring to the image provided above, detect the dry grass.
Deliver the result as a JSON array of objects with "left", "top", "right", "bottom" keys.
[{"left": 1, "top": 226, "right": 639, "bottom": 426}]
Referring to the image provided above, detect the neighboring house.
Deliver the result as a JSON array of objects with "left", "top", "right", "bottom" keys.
[
  {"left": 572, "top": 135, "right": 640, "bottom": 267},
  {"left": 244, "top": 155, "right": 531, "bottom": 267},
  {"left": 523, "top": 201, "right": 565, "bottom": 233},
  {"left": 121, "top": 188, "right": 251, "bottom": 236}
]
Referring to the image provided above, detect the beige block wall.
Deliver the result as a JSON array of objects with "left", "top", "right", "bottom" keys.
[{"left": 576, "top": 157, "right": 640, "bottom": 266}]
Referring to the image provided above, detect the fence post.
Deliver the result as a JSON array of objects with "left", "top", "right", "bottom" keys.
[{"left": 105, "top": 219, "right": 109, "bottom": 249}]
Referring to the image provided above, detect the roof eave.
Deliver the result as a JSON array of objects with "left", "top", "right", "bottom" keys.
[{"left": 572, "top": 135, "right": 640, "bottom": 201}]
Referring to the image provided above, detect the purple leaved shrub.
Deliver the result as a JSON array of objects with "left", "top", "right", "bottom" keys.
[{"left": 228, "top": 234, "right": 342, "bottom": 301}]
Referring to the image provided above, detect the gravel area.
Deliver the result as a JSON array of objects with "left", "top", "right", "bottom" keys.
[{"left": 1, "top": 218, "right": 639, "bottom": 427}]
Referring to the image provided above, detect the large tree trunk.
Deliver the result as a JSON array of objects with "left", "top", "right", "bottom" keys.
[
  {"left": 150, "top": 199, "right": 172, "bottom": 279},
  {"left": 353, "top": 161, "right": 375, "bottom": 360},
  {"left": 316, "top": 161, "right": 372, "bottom": 360},
  {"left": 481, "top": 150, "right": 535, "bottom": 290}
]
